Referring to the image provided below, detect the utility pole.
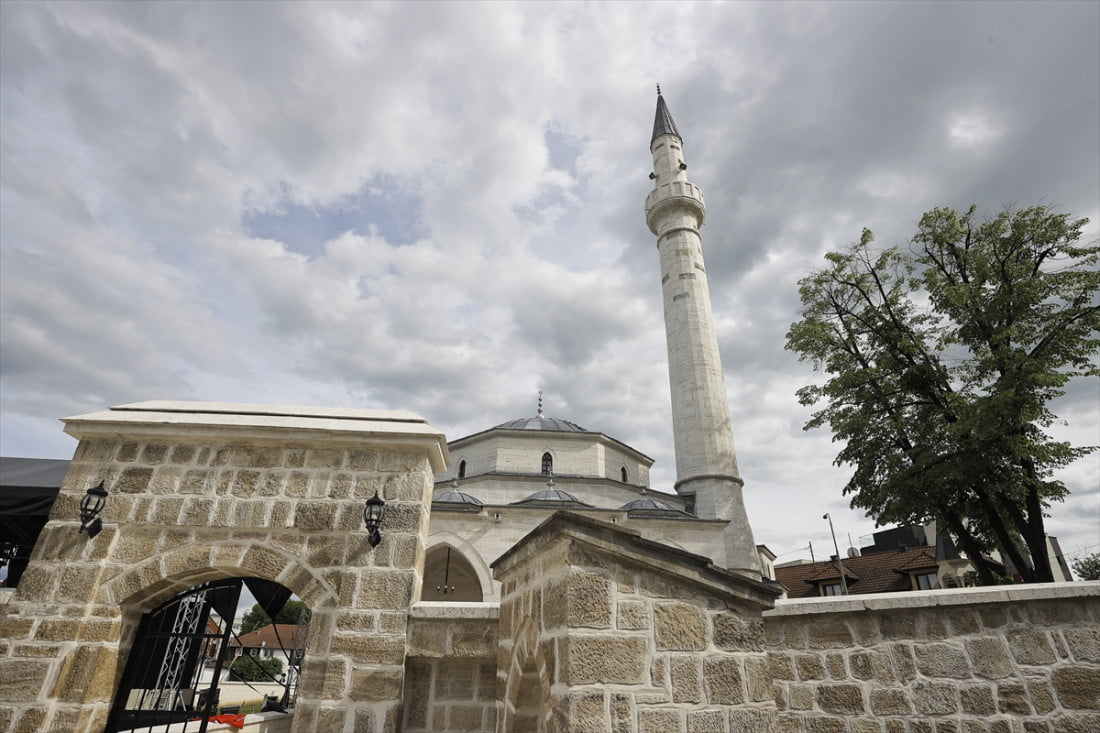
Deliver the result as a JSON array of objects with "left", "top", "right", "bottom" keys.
[{"left": 823, "top": 513, "right": 849, "bottom": 595}]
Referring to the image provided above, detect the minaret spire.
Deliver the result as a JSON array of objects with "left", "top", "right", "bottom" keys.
[
  {"left": 644, "top": 90, "right": 760, "bottom": 575},
  {"left": 651, "top": 86, "right": 682, "bottom": 144}
]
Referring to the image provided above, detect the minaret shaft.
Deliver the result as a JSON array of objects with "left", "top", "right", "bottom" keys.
[{"left": 645, "top": 94, "right": 759, "bottom": 574}]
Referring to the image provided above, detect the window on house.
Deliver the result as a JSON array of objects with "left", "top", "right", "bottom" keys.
[
  {"left": 915, "top": 572, "right": 938, "bottom": 590},
  {"left": 620, "top": 466, "right": 628, "bottom": 482},
  {"left": 458, "top": 460, "right": 466, "bottom": 479},
  {"left": 822, "top": 583, "right": 843, "bottom": 596},
  {"left": 541, "top": 453, "right": 553, "bottom": 476}
]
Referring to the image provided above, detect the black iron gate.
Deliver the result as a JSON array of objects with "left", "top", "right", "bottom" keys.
[
  {"left": 106, "top": 577, "right": 308, "bottom": 732},
  {"left": 106, "top": 578, "right": 241, "bottom": 732}
]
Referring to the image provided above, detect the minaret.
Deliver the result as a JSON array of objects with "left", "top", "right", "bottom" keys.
[{"left": 645, "top": 88, "right": 760, "bottom": 575}]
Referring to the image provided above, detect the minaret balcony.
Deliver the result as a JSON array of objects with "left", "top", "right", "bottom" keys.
[{"left": 645, "top": 182, "right": 706, "bottom": 233}]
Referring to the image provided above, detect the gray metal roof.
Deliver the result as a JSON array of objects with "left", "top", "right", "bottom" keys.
[
  {"left": 651, "top": 92, "right": 681, "bottom": 143},
  {"left": 512, "top": 487, "right": 591, "bottom": 507},
  {"left": 493, "top": 416, "right": 589, "bottom": 433},
  {"left": 433, "top": 489, "right": 484, "bottom": 507}
]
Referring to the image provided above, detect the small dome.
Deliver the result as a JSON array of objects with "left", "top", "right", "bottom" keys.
[
  {"left": 494, "top": 415, "right": 588, "bottom": 433},
  {"left": 433, "top": 488, "right": 483, "bottom": 511},
  {"left": 620, "top": 493, "right": 689, "bottom": 517},
  {"left": 512, "top": 484, "right": 591, "bottom": 507}
]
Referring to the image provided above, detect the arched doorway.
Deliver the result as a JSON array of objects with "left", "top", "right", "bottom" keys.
[{"left": 105, "top": 577, "right": 309, "bottom": 732}]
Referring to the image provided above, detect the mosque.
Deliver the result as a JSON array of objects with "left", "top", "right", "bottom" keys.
[{"left": 1, "top": 92, "right": 1091, "bottom": 733}]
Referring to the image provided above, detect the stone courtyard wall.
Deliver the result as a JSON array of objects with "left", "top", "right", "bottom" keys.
[
  {"left": 403, "top": 604, "right": 500, "bottom": 732},
  {"left": 0, "top": 403, "right": 447, "bottom": 733},
  {"left": 765, "top": 583, "right": 1100, "bottom": 732},
  {"left": 492, "top": 512, "right": 781, "bottom": 733}
]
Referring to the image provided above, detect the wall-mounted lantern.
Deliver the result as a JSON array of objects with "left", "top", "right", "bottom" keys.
[
  {"left": 0, "top": 541, "right": 21, "bottom": 562},
  {"left": 79, "top": 482, "right": 109, "bottom": 538},
  {"left": 363, "top": 491, "right": 386, "bottom": 548}
]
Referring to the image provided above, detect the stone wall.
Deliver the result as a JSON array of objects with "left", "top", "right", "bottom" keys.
[
  {"left": 0, "top": 402, "right": 447, "bottom": 733},
  {"left": 492, "top": 512, "right": 781, "bottom": 733},
  {"left": 765, "top": 583, "right": 1100, "bottom": 732},
  {"left": 403, "top": 603, "right": 500, "bottom": 732}
]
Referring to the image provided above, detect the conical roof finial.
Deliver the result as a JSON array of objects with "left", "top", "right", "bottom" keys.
[{"left": 651, "top": 86, "right": 681, "bottom": 143}]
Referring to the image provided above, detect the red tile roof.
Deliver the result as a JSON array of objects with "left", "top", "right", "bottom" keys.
[
  {"left": 231, "top": 624, "right": 307, "bottom": 650},
  {"left": 775, "top": 546, "right": 939, "bottom": 598}
]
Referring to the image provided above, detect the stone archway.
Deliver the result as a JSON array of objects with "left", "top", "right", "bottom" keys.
[
  {"left": 498, "top": 617, "right": 550, "bottom": 733},
  {"left": 0, "top": 401, "right": 448, "bottom": 733}
]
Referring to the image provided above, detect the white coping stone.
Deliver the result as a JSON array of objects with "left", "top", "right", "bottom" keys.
[
  {"left": 409, "top": 602, "right": 501, "bottom": 620},
  {"left": 110, "top": 400, "right": 426, "bottom": 423},
  {"left": 61, "top": 401, "right": 450, "bottom": 471},
  {"left": 764, "top": 580, "right": 1099, "bottom": 617}
]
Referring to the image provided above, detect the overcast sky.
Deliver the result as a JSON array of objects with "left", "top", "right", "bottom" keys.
[{"left": 2, "top": 1, "right": 1097, "bottom": 572}]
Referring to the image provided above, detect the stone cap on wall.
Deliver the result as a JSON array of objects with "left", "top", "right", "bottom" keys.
[
  {"left": 62, "top": 400, "right": 450, "bottom": 471},
  {"left": 491, "top": 510, "right": 783, "bottom": 610},
  {"left": 766, "top": 580, "right": 1099, "bottom": 617}
]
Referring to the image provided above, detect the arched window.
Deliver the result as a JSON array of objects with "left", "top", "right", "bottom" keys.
[
  {"left": 541, "top": 452, "right": 553, "bottom": 476},
  {"left": 457, "top": 460, "right": 466, "bottom": 479},
  {"left": 620, "top": 466, "right": 628, "bottom": 483}
]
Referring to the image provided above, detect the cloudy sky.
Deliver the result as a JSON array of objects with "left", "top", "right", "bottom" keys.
[{"left": 2, "top": 1, "right": 1097, "bottom": 571}]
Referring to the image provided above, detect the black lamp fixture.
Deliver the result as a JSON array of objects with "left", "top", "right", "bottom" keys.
[
  {"left": 363, "top": 491, "right": 386, "bottom": 548},
  {"left": 0, "top": 541, "right": 21, "bottom": 562},
  {"left": 79, "top": 481, "right": 109, "bottom": 538}
]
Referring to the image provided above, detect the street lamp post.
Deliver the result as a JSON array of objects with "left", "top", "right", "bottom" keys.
[{"left": 823, "top": 513, "right": 849, "bottom": 595}]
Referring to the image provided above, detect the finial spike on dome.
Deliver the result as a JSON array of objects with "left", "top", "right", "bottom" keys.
[
  {"left": 656, "top": 83, "right": 661, "bottom": 96},
  {"left": 546, "top": 476, "right": 554, "bottom": 490},
  {"left": 452, "top": 478, "right": 459, "bottom": 490},
  {"left": 537, "top": 390, "right": 544, "bottom": 418}
]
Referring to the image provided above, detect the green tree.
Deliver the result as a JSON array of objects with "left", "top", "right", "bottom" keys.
[
  {"left": 239, "top": 600, "right": 311, "bottom": 634},
  {"left": 229, "top": 654, "right": 284, "bottom": 682},
  {"left": 1071, "top": 551, "right": 1100, "bottom": 581},
  {"left": 787, "top": 205, "right": 1098, "bottom": 583}
]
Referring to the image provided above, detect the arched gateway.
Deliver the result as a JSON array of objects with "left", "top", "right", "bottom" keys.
[{"left": 0, "top": 401, "right": 447, "bottom": 733}]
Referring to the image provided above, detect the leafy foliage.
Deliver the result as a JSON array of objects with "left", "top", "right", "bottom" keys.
[
  {"left": 239, "top": 600, "right": 311, "bottom": 634},
  {"left": 1071, "top": 551, "right": 1100, "bottom": 581},
  {"left": 229, "top": 654, "right": 284, "bottom": 682},
  {"left": 787, "top": 205, "right": 1099, "bottom": 583}
]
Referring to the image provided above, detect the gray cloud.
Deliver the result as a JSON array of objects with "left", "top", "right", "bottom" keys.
[{"left": 2, "top": 1, "right": 1096, "bottom": 563}]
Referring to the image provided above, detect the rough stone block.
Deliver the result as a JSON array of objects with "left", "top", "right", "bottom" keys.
[
  {"left": 745, "top": 655, "right": 772, "bottom": 702},
  {"left": 915, "top": 642, "right": 970, "bottom": 678},
  {"left": 295, "top": 501, "right": 338, "bottom": 530},
  {"left": 1006, "top": 629, "right": 1057, "bottom": 665},
  {"left": 563, "top": 636, "right": 647, "bottom": 685},
  {"left": 1, "top": 659, "right": 52, "bottom": 701},
  {"left": 817, "top": 683, "right": 864, "bottom": 714},
  {"left": 670, "top": 655, "right": 702, "bottom": 703},
  {"left": 1051, "top": 666, "right": 1100, "bottom": 709},
  {"left": 330, "top": 633, "right": 407, "bottom": 665},
  {"left": 966, "top": 636, "right": 1014, "bottom": 679},
  {"left": 703, "top": 656, "right": 745, "bottom": 705},
  {"left": 654, "top": 602, "right": 707, "bottom": 651},
  {"left": 870, "top": 687, "right": 912, "bottom": 715},
  {"left": 639, "top": 709, "right": 682, "bottom": 733},
  {"left": 727, "top": 708, "right": 776, "bottom": 733},
  {"left": 795, "top": 653, "right": 825, "bottom": 680},
  {"left": 116, "top": 467, "right": 153, "bottom": 494},
  {"left": 1063, "top": 628, "right": 1100, "bottom": 663},
  {"left": 997, "top": 682, "right": 1032, "bottom": 715},
  {"left": 913, "top": 680, "right": 959, "bottom": 715},
  {"left": 567, "top": 570, "right": 612, "bottom": 628},
  {"left": 714, "top": 611, "right": 764, "bottom": 651},
  {"left": 960, "top": 683, "right": 997, "bottom": 715}
]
